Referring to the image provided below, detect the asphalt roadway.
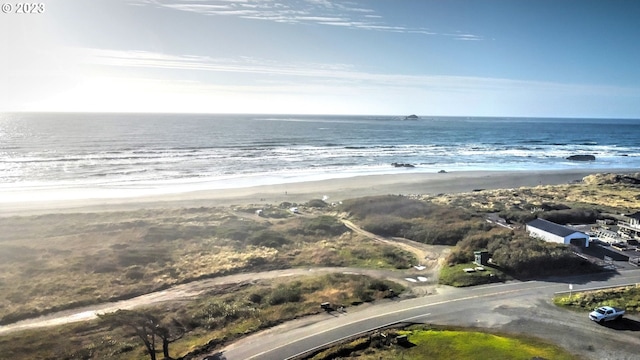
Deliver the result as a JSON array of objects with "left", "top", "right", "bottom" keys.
[{"left": 216, "top": 269, "right": 640, "bottom": 360}]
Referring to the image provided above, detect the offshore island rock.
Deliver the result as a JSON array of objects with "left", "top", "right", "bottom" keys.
[{"left": 566, "top": 154, "right": 596, "bottom": 161}]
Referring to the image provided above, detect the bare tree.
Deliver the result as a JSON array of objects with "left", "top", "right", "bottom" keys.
[
  {"left": 157, "top": 317, "right": 186, "bottom": 359},
  {"left": 100, "top": 309, "right": 185, "bottom": 360}
]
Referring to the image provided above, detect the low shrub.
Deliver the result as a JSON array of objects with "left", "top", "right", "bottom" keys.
[
  {"left": 268, "top": 282, "right": 303, "bottom": 305},
  {"left": 489, "top": 234, "right": 601, "bottom": 278},
  {"left": 344, "top": 196, "right": 485, "bottom": 246},
  {"left": 341, "top": 195, "right": 435, "bottom": 219},
  {"left": 291, "top": 216, "right": 349, "bottom": 237},
  {"left": 306, "top": 199, "right": 328, "bottom": 208},
  {"left": 498, "top": 210, "right": 536, "bottom": 224},
  {"left": 554, "top": 286, "right": 640, "bottom": 313},
  {"left": 216, "top": 219, "right": 267, "bottom": 241},
  {"left": 248, "top": 230, "right": 291, "bottom": 248},
  {"left": 360, "top": 215, "right": 411, "bottom": 237},
  {"left": 539, "top": 207, "right": 600, "bottom": 225},
  {"left": 381, "top": 247, "right": 412, "bottom": 269}
]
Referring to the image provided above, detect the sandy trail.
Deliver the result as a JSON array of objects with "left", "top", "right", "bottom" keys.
[
  {"left": 341, "top": 219, "right": 450, "bottom": 273},
  {"left": 0, "top": 265, "right": 435, "bottom": 335}
]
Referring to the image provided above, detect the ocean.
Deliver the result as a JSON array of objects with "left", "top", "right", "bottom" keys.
[{"left": 1, "top": 113, "right": 639, "bottom": 202}]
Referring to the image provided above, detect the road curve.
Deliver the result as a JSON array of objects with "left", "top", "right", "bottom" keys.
[{"left": 216, "top": 270, "right": 640, "bottom": 360}]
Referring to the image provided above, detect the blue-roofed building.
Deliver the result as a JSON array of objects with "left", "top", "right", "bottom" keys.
[{"left": 526, "top": 218, "right": 590, "bottom": 247}]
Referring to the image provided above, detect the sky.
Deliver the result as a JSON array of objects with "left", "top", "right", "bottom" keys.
[{"left": 2, "top": 0, "right": 640, "bottom": 117}]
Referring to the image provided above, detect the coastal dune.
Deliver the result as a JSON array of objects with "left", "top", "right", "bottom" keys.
[{"left": 0, "top": 169, "right": 615, "bottom": 216}]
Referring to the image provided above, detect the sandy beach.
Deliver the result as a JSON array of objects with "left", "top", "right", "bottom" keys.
[{"left": 1, "top": 169, "right": 629, "bottom": 216}]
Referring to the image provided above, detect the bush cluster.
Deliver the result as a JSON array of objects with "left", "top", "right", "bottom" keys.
[
  {"left": 447, "top": 229, "right": 599, "bottom": 278},
  {"left": 446, "top": 228, "right": 512, "bottom": 265},
  {"left": 342, "top": 195, "right": 485, "bottom": 246},
  {"left": 538, "top": 208, "right": 600, "bottom": 225},
  {"left": 248, "top": 230, "right": 291, "bottom": 248},
  {"left": 499, "top": 206, "right": 601, "bottom": 226},
  {"left": 268, "top": 282, "right": 303, "bottom": 305},
  {"left": 381, "top": 247, "right": 412, "bottom": 269},
  {"left": 289, "top": 216, "right": 349, "bottom": 237},
  {"left": 555, "top": 286, "right": 640, "bottom": 312},
  {"left": 216, "top": 219, "right": 268, "bottom": 241},
  {"left": 341, "top": 195, "right": 436, "bottom": 220},
  {"left": 306, "top": 199, "right": 329, "bottom": 208},
  {"left": 194, "top": 300, "right": 258, "bottom": 329}
]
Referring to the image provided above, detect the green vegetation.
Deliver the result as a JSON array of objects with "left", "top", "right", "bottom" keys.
[
  {"left": 287, "top": 215, "right": 349, "bottom": 237},
  {"left": 554, "top": 286, "right": 640, "bottom": 313},
  {"left": 305, "top": 199, "right": 329, "bottom": 208},
  {"left": 499, "top": 206, "right": 601, "bottom": 226},
  {"left": 342, "top": 195, "right": 600, "bottom": 282},
  {"left": 446, "top": 227, "right": 599, "bottom": 280},
  {"left": 0, "top": 274, "right": 403, "bottom": 360},
  {"left": 438, "top": 263, "right": 504, "bottom": 287},
  {"left": 441, "top": 227, "right": 600, "bottom": 284},
  {"left": 488, "top": 234, "right": 599, "bottom": 278},
  {"left": 308, "top": 326, "right": 578, "bottom": 360},
  {"left": 341, "top": 195, "right": 488, "bottom": 245}
]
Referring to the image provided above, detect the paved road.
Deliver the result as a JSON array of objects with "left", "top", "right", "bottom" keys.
[{"left": 217, "top": 270, "right": 640, "bottom": 360}]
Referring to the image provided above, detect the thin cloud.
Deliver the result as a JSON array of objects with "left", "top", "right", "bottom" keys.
[
  {"left": 84, "top": 48, "right": 639, "bottom": 99},
  {"left": 445, "top": 31, "right": 484, "bottom": 41},
  {"left": 86, "top": 49, "right": 358, "bottom": 78},
  {"left": 127, "top": 0, "right": 482, "bottom": 39}
]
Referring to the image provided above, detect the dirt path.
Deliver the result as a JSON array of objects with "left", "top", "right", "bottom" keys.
[
  {"left": 0, "top": 266, "right": 430, "bottom": 335},
  {"left": 340, "top": 219, "right": 450, "bottom": 279}
]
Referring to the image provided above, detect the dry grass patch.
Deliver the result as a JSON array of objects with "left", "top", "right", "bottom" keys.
[
  {"left": 0, "top": 204, "right": 414, "bottom": 324},
  {"left": 0, "top": 274, "right": 404, "bottom": 360},
  {"left": 423, "top": 173, "right": 640, "bottom": 214}
]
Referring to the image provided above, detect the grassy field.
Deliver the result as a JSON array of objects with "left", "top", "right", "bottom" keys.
[
  {"left": 0, "top": 205, "right": 415, "bottom": 324},
  {"left": 0, "top": 273, "right": 403, "bottom": 360},
  {"left": 308, "top": 326, "right": 578, "bottom": 360}
]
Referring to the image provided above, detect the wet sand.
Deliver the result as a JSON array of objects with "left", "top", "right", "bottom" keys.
[{"left": 0, "top": 169, "right": 622, "bottom": 216}]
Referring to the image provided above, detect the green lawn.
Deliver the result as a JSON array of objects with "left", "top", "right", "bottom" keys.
[
  {"left": 438, "top": 263, "right": 505, "bottom": 287},
  {"left": 311, "top": 327, "right": 578, "bottom": 360}
]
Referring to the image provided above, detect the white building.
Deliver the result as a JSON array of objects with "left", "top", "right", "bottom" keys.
[
  {"left": 526, "top": 218, "right": 590, "bottom": 247},
  {"left": 618, "top": 211, "right": 640, "bottom": 240}
]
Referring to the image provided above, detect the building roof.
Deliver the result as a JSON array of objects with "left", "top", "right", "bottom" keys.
[
  {"left": 526, "top": 218, "right": 584, "bottom": 237},
  {"left": 625, "top": 211, "right": 640, "bottom": 220}
]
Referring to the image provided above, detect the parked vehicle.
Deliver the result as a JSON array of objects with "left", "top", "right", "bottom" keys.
[{"left": 589, "top": 306, "right": 625, "bottom": 323}]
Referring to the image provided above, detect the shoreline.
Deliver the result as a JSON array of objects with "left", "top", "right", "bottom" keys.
[{"left": 1, "top": 168, "right": 636, "bottom": 216}]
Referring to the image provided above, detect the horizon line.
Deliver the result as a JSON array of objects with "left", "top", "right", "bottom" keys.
[{"left": 2, "top": 110, "right": 640, "bottom": 121}]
